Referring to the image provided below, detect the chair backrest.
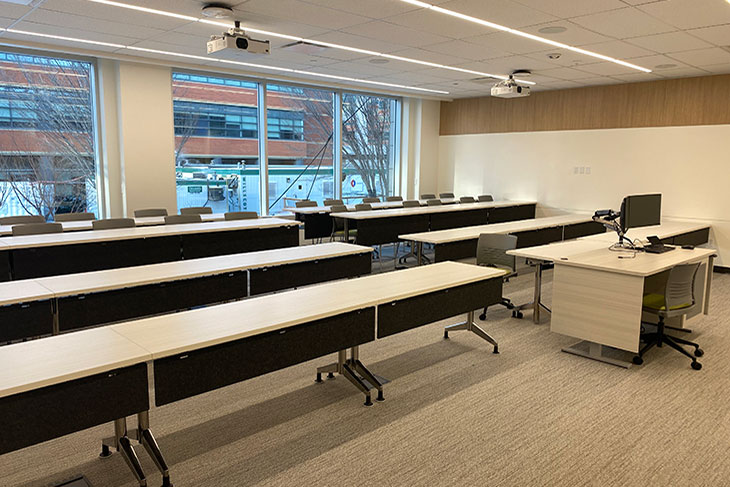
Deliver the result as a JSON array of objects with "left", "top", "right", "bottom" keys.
[
  {"left": 180, "top": 206, "right": 213, "bottom": 215},
  {"left": 478, "top": 195, "right": 494, "bottom": 202},
  {"left": 663, "top": 263, "right": 701, "bottom": 311},
  {"left": 295, "top": 200, "right": 318, "bottom": 208},
  {"left": 403, "top": 200, "right": 420, "bottom": 208},
  {"left": 134, "top": 208, "right": 168, "bottom": 218},
  {"left": 439, "top": 192, "right": 455, "bottom": 199},
  {"left": 329, "top": 205, "right": 349, "bottom": 233},
  {"left": 476, "top": 233, "right": 518, "bottom": 271},
  {"left": 386, "top": 196, "right": 403, "bottom": 202},
  {"left": 355, "top": 203, "right": 372, "bottom": 211},
  {"left": 54, "top": 212, "right": 95, "bottom": 222},
  {"left": 92, "top": 218, "right": 135, "bottom": 230},
  {"left": 323, "top": 199, "right": 343, "bottom": 206},
  {"left": 460, "top": 196, "right": 476, "bottom": 203},
  {"left": 426, "top": 199, "right": 442, "bottom": 206},
  {"left": 362, "top": 197, "right": 380, "bottom": 203},
  {"left": 0, "top": 215, "right": 45, "bottom": 225},
  {"left": 224, "top": 211, "right": 258, "bottom": 221},
  {"left": 420, "top": 193, "right": 436, "bottom": 200},
  {"left": 330, "top": 205, "right": 348, "bottom": 213},
  {"left": 164, "top": 214, "right": 202, "bottom": 225},
  {"left": 12, "top": 222, "right": 63, "bottom": 236}
]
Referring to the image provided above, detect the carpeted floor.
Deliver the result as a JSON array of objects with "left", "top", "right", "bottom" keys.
[{"left": 2, "top": 267, "right": 729, "bottom": 487}]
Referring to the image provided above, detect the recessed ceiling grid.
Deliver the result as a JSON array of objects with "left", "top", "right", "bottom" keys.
[{"left": 0, "top": 0, "right": 729, "bottom": 97}]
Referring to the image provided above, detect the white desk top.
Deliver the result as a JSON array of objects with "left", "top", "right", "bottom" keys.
[
  {"left": 36, "top": 242, "right": 372, "bottom": 297},
  {"left": 0, "top": 217, "right": 297, "bottom": 250},
  {"left": 112, "top": 261, "right": 505, "bottom": 359},
  {"left": 331, "top": 200, "right": 536, "bottom": 220},
  {"left": 0, "top": 327, "right": 150, "bottom": 399},
  {"left": 555, "top": 246, "right": 716, "bottom": 277},
  {"left": 0, "top": 280, "right": 55, "bottom": 306},
  {"left": 287, "top": 199, "right": 463, "bottom": 215},
  {"left": 580, "top": 220, "right": 711, "bottom": 244},
  {"left": 400, "top": 214, "right": 592, "bottom": 244},
  {"left": 507, "top": 239, "right": 608, "bottom": 262}
]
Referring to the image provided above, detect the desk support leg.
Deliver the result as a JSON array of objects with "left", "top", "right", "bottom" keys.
[
  {"left": 417, "top": 242, "right": 423, "bottom": 266},
  {"left": 344, "top": 220, "right": 350, "bottom": 243},
  {"left": 137, "top": 411, "right": 173, "bottom": 487},
  {"left": 316, "top": 346, "right": 387, "bottom": 406},
  {"left": 531, "top": 264, "right": 552, "bottom": 324},
  {"left": 444, "top": 311, "right": 499, "bottom": 354},
  {"left": 704, "top": 255, "right": 715, "bottom": 315},
  {"left": 101, "top": 418, "right": 148, "bottom": 487}
]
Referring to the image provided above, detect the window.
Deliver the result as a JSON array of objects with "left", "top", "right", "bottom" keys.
[
  {"left": 0, "top": 51, "right": 99, "bottom": 220},
  {"left": 266, "top": 84, "right": 335, "bottom": 215},
  {"left": 172, "top": 72, "right": 261, "bottom": 214}
]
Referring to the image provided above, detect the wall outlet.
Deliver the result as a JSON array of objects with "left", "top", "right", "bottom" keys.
[
  {"left": 585, "top": 166, "right": 591, "bottom": 175},
  {"left": 579, "top": 166, "right": 585, "bottom": 174},
  {"left": 573, "top": 166, "right": 580, "bottom": 174}
]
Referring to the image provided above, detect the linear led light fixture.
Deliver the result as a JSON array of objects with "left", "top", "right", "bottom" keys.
[
  {"left": 83, "top": 0, "right": 534, "bottom": 84},
  {"left": 399, "top": 0, "right": 651, "bottom": 73},
  {"left": 0, "top": 28, "right": 449, "bottom": 94}
]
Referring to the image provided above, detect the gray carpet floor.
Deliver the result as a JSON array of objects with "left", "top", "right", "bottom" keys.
[{"left": 2, "top": 268, "right": 729, "bottom": 487}]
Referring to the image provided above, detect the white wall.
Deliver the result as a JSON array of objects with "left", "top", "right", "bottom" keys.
[
  {"left": 402, "top": 98, "right": 441, "bottom": 199},
  {"left": 439, "top": 125, "right": 730, "bottom": 265}
]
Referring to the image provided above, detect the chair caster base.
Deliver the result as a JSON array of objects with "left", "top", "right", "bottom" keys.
[
  {"left": 492, "top": 346, "right": 499, "bottom": 354},
  {"left": 632, "top": 356, "right": 644, "bottom": 365},
  {"left": 377, "top": 390, "right": 385, "bottom": 402},
  {"left": 99, "top": 444, "right": 112, "bottom": 458},
  {"left": 364, "top": 396, "right": 373, "bottom": 407},
  {"left": 694, "top": 348, "right": 704, "bottom": 357},
  {"left": 478, "top": 313, "right": 486, "bottom": 321},
  {"left": 691, "top": 361, "right": 702, "bottom": 370}
]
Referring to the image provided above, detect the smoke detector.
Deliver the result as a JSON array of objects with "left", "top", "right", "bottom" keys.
[{"left": 202, "top": 4, "right": 234, "bottom": 18}]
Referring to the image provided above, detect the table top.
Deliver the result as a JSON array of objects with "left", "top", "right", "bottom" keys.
[
  {"left": 111, "top": 261, "right": 505, "bottom": 359},
  {"left": 331, "top": 200, "right": 536, "bottom": 221},
  {"left": 0, "top": 327, "right": 150, "bottom": 399},
  {"left": 0, "top": 217, "right": 297, "bottom": 250},
  {"left": 400, "top": 214, "right": 593, "bottom": 244},
  {"left": 36, "top": 242, "right": 372, "bottom": 297},
  {"left": 554, "top": 246, "right": 716, "bottom": 277},
  {"left": 0, "top": 280, "right": 55, "bottom": 306},
  {"left": 287, "top": 198, "right": 463, "bottom": 215},
  {"left": 508, "top": 239, "right": 610, "bottom": 262},
  {"left": 580, "top": 220, "right": 711, "bottom": 244}
]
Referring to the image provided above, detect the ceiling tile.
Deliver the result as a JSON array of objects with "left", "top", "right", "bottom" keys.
[
  {"left": 638, "top": 0, "right": 730, "bottom": 30},
  {"left": 40, "top": 0, "right": 192, "bottom": 30},
  {"left": 687, "top": 24, "right": 730, "bottom": 47},
  {"left": 464, "top": 31, "right": 547, "bottom": 56},
  {"left": 535, "top": 66, "right": 600, "bottom": 80},
  {"left": 573, "top": 61, "right": 640, "bottom": 76},
  {"left": 305, "top": 31, "right": 401, "bottom": 58},
  {"left": 342, "top": 20, "right": 452, "bottom": 48},
  {"left": 236, "top": 0, "right": 371, "bottom": 30},
  {"left": 524, "top": 49, "right": 594, "bottom": 68},
  {"left": 25, "top": 8, "right": 167, "bottom": 40},
  {"left": 0, "top": 17, "right": 16, "bottom": 28},
  {"left": 1, "top": 28, "right": 125, "bottom": 53},
  {"left": 626, "top": 31, "right": 713, "bottom": 53},
  {"left": 0, "top": 3, "right": 32, "bottom": 19},
  {"left": 510, "top": 0, "right": 627, "bottom": 19},
  {"left": 578, "top": 40, "right": 656, "bottom": 59},
  {"left": 408, "top": 67, "right": 478, "bottom": 80},
  {"left": 571, "top": 7, "right": 676, "bottom": 39},
  {"left": 378, "top": 71, "right": 454, "bottom": 85},
  {"left": 385, "top": 47, "right": 472, "bottom": 67},
  {"left": 610, "top": 72, "right": 663, "bottom": 82},
  {"left": 572, "top": 76, "right": 623, "bottom": 86},
  {"left": 521, "top": 21, "right": 612, "bottom": 46},
  {"left": 439, "top": 0, "right": 559, "bottom": 28},
  {"left": 652, "top": 66, "right": 710, "bottom": 78},
  {"left": 701, "top": 63, "right": 730, "bottom": 75},
  {"left": 626, "top": 53, "right": 691, "bottom": 71},
  {"left": 317, "top": 60, "right": 399, "bottom": 78},
  {"left": 453, "top": 55, "right": 556, "bottom": 75},
  {"left": 300, "top": 0, "right": 420, "bottom": 20},
  {"left": 383, "top": 8, "right": 496, "bottom": 40},
  {"left": 10, "top": 20, "right": 144, "bottom": 46},
  {"left": 420, "top": 39, "right": 506, "bottom": 61},
  {"left": 668, "top": 47, "right": 730, "bottom": 67}
]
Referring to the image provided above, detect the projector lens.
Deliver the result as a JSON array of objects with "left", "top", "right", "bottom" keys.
[{"left": 236, "top": 38, "right": 249, "bottom": 49}]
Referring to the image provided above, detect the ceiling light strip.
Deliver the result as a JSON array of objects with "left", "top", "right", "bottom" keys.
[
  {"left": 1, "top": 28, "right": 448, "bottom": 94},
  {"left": 401, "top": 0, "right": 652, "bottom": 73},
  {"left": 79, "top": 0, "right": 531, "bottom": 84}
]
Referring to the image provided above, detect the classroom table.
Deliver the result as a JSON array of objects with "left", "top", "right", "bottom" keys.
[
  {"left": 579, "top": 220, "right": 711, "bottom": 246},
  {"left": 0, "top": 218, "right": 299, "bottom": 280},
  {"left": 399, "top": 214, "right": 605, "bottom": 264},
  {"left": 0, "top": 243, "right": 372, "bottom": 343},
  {"left": 0, "top": 262, "right": 504, "bottom": 487},
  {"left": 330, "top": 200, "right": 537, "bottom": 246}
]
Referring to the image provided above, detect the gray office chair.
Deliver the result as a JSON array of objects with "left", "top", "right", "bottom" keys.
[
  {"left": 92, "top": 218, "right": 135, "bottom": 230},
  {"left": 460, "top": 196, "right": 476, "bottom": 203},
  {"left": 634, "top": 263, "right": 704, "bottom": 370},
  {"left": 362, "top": 197, "right": 380, "bottom": 203},
  {"left": 134, "top": 208, "right": 168, "bottom": 218},
  {"left": 55, "top": 212, "right": 95, "bottom": 222},
  {"left": 355, "top": 203, "right": 372, "bottom": 211},
  {"left": 420, "top": 193, "right": 436, "bottom": 200},
  {"left": 12, "top": 222, "right": 63, "bottom": 236},
  {"left": 386, "top": 196, "right": 403, "bottom": 202},
  {"left": 478, "top": 195, "right": 494, "bottom": 202},
  {"left": 329, "top": 204, "right": 351, "bottom": 241},
  {"left": 224, "top": 211, "right": 258, "bottom": 221},
  {"left": 323, "top": 199, "right": 343, "bottom": 206},
  {"left": 476, "top": 233, "right": 525, "bottom": 320},
  {"left": 403, "top": 200, "right": 421, "bottom": 208},
  {"left": 164, "top": 214, "right": 202, "bottom": 225},
  {"left": 0, "top": 215, "right": 45, "bottom": 225},
  {"left": 295, "top": 200, "right": 318, "bottom": 208},
  {"left": 439, "top": 192, "right": 455, "bottom": 199},
  {"left": 180, "top": 206, "right": 213, "bottom": 215},
  {"left": 426, "top": 199, "right": 442, "bottom": 206}
]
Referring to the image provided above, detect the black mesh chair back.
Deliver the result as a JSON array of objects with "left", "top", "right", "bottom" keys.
[
  {"left": 0, "top": 215, "right": 45, "bottom": 225},
  {"left": 12, "top": 222, "right": 63, "bottom": 236},
  {"left": 180, "top": 206, "right": 213, "bottom": 215},
  {"left": 55, "top": 212, "right": 95, "bottom": 222},
  {"left": 224, "top": 211, "right": 258, "bottom": 220},
  {"left": 92, "top": 218, "right": 136, "bottom": 230},
  {"left": 134, "top": 208, "right": 168, "bottom": 218},
  {"left": 164, "top": 214, "right": 202, "bottom": 225}
]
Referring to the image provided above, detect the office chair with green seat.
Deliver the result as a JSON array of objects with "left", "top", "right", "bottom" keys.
[
  {"left": 633, "top": 263, "right": 704, "bottom": 370},
  {"left": 476, "top": 233, "right": 526, "bottom": 320}
]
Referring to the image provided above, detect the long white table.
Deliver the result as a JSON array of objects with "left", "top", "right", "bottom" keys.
[
  {"left": 580, "top": 219, "right": 711, "bottom": 245},
  {"left": 0, "top": 243, "right": 372, "bottom": 342},
  {"left": 0, "top": 262, "right": 504, "bottom": 486},
  {"left": 0, "top": 218, "right": 300, "bottom": 280},
  {"left": 399, "top": 214, "right": 605, "bottom": 264}
]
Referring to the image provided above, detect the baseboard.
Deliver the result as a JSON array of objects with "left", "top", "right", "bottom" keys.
[{"left": 714, "top": 266, "right": 730, "bottom": 274}]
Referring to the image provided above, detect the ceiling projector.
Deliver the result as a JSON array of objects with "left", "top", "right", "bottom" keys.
[
  {"left": 207, "top": 21, "right": 270, "bottom": 55},
  {"left": 491, "top": 75, "right": 530, "bottom": 98}
]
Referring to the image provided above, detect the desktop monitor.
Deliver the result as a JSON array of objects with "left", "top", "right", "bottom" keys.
[{"left": 620, "top": 193, "right": 661, "bottom": 233}]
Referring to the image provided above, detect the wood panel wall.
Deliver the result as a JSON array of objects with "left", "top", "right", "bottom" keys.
[{"left": 440, "top": 74, "right": 730, "bottom": 136}]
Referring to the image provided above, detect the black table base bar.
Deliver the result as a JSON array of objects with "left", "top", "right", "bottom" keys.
[{"left": 0, "top": 251, "right": 10, "bottom": 282}]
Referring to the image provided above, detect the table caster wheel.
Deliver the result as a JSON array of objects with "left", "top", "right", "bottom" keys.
[
  {"left": 479, "top": 312, "right": 487, "bottom": 320},
  {"left": 694, "top": 348, "right": 704, "bottom": 357},
  {"left": 511, "top": 310, "right": 523, "bottom": 319},
  {"left": 691, "top": 361, "right": 702, "bottom": 370},
  {"left": 632, "top": 356, "right": 643, "bottom": 365}
]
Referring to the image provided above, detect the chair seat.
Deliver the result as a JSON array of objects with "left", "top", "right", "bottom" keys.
[{"left": 642, "top": 293, "right": 691, "bottom": 311}]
